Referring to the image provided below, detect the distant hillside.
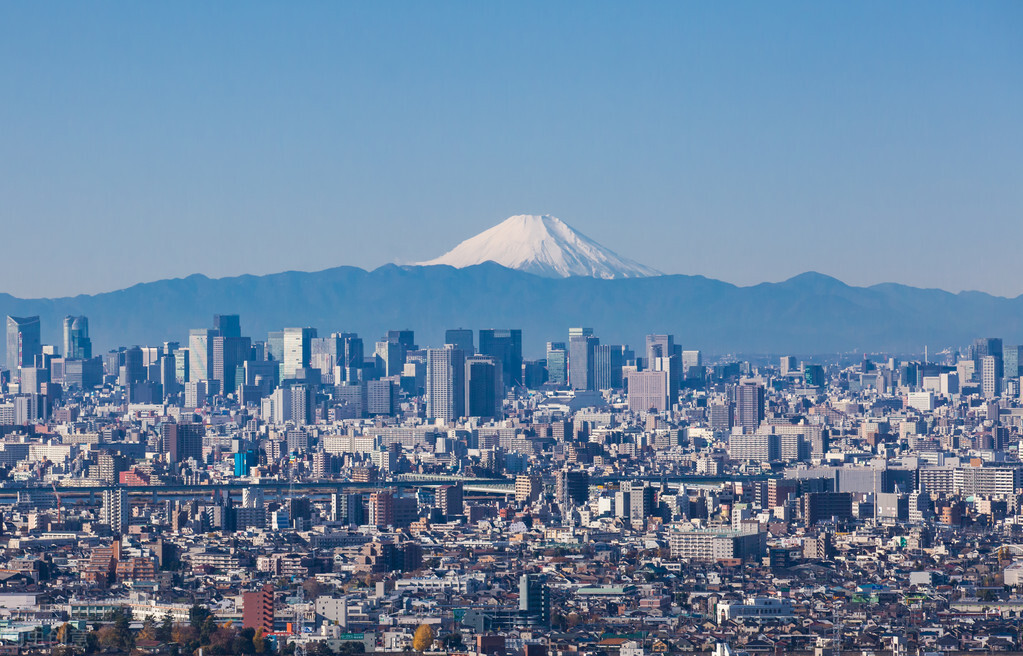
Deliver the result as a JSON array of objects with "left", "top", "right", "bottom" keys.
[{"left": 1, "top": 264, "right": 1021, "bottom": 359}]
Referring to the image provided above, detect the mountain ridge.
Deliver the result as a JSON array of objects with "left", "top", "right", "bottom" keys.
[{"left": 1, "top": 263, "right": 1021, "bottom": 359}]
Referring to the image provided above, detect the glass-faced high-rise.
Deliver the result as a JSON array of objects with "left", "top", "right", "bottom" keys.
[
  {"left": 6, "top": 315, "right": 41, "bottom": 378},
  {"left": 568, "top": 327, "right": 597, "bottom": 391},
  {"left": 62, "top": 315, "right": 92, "bottom": 360}
]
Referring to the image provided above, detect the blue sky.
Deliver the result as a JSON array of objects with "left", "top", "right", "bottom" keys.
[{"left": 1, "top": 2, "right": 1020, "bottom": 298}]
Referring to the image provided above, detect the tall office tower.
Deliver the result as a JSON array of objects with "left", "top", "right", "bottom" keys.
[
  {"left": 62, "top": 316, "right": 92, "bottom": 360},
  {"left": 214, "top": 314, "right": 241, "bottom": 339},
  {"left": 282, "top": 327, "right": 317, "bottom": 380},
  {"left": 710, "top": 402, "right": 734, "bottom": 431},
  {"left": 653, "top": 355, "right": 681, "bottom": 401},
  {"left": 386, "top": 330, "right": 417, "bottom": 351},
  {"left": 645, "top": 334, "right": 675, "bottom": 365},
  {"left": 555, "top": 469, "right": 590, "bottom": 509},
  {"left": 375, "top": 340, "right": 404, "bottom": 377},
  {"left": 780, "top": 356, "right": 798, "bottom": 376},
  {"left": 521, "top": 360, "right": 548, "bottom": 388},
  {"left": 120, "top": 346, "right": 145, "bottom": 386},
  {"left": 101, "top": 488, "right": 129, "bottom": 533},
  {"left": 444, "top": 328, "right": 475, "bottom": 356},
  {"left": 518, "top": 574, "right": 551, "bottom": 627},
  {"left": 594, "top": 344, "right": 624, "bottom": 390},
  {"left": 569, "top": 327, "right": 598, "bottom": 391},
  {"left": 627, "top": 370, "right": 669, "bottom": 412},
  {"left": 546, "top": 342, "right": 568, "bottom": 385},
  {"left": 478, "top": 329, "right": 523, "bottom": 388},
  {"left": 736, "top": 382, "right": 766, "bottom": 433},
  {"left": 1003, "top": 345, "right": 1021, "bottom": 382},
  {"left": 267, "top": 331, "right": 285, "bottom": 362},
  {"left": 6, "top": 316, "right": 41, "bottom": 378},
  {"left": 681, "top": 350, "right": 702, "bottom": 370},
  {"left": 175, "top": 347, "right": 190, "bottom": 384},
  {"left": 311, "top": 333, "right": 364, "bottom": 384},
  {"left": 465, "top": 355, "right": 502, "bottom": 419},
  {"left": 213, "top": 333, "right": 251, "bottom": 395},
  {"left": 426, "top": 346, "right": 465, "bottom": 422},
  {"left": 973, "top": 337, "right": 1003, "bottom": 377},
  {"left": 982, "top": 355, "right": 1001, "bottom": 399},
  {"left": 338, "top": 333, "right": 364, "bottom": 383},
  {"left": 160, "top": 354, "right": 178, "bottom": 395},
  {"left": 188, "top": 329, "right": 217, "bottom": 383}
]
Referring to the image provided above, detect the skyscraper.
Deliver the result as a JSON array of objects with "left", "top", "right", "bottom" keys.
[
  {"left": 6, "top": 316, "right": 41, "bottom": 378},
  {"left": 282, "top": 327, "right": 317, "bottom": 380},
  {"left": 478, "top": 329, "right": 522, "bottom": 388},
  {"left": 444, "top": 328, "right": 475, "bottom": 356},
  {"left": 386, "top": 330, "right": 416, "bottom": 351},
  {"left": 375, "top": 340, "right": 405, "bottom": 377},
  {"left": 569, "top": 328, "right": 598, "bottom": 391},
  {"left": 214, "top": 314, "right": 241, "bottom": 339},
  {"left": 736, "top": 382, "right": 765, "bottom": 433},
  {"left": 645, "top": 334, "right": 675, "bottom": 365},
  {"left": 973, "top": 337, "right": 1003, "bottom": 380},
  {"left": 62, "top": 315, "right": 92, "bottom": 360},
  {"left": 1003, "top": 345, "right": 1021, "bottom": 382},
  {"left": 426, "top": 346, "right": 465, "bottom": 422},
  {"left": 188, "top": 328, "right": 217, "bottom": 383},
  {"left": 213, "top": 333, "right": 251, "bottom": 395},
  {"left": 594, "top": 344, "right": 624, "bottom": 390},
  {"left": 546, "top": 342, "right": 568, "bottom": 386},
  {"left": 981, "top": 355, "right": 1001, "bottom": 399},
  {"left": 312, "top": 333, "right": 364, "bottom": 384},
  {"left": 465, "top": 355, "right": 502, "bottom": 419}
]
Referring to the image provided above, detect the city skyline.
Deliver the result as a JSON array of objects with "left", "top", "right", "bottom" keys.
[{"left": 1, "top": 3, "right": 1021, "bottom": 297}]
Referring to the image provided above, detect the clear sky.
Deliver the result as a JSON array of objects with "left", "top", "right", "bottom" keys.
[{"left": 1, "top": 2, "right": 1021, "bottom": 298}]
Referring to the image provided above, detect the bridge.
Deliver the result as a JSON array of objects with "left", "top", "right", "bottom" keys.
[{"left": 2, "top": 473, "right": 768, "bottom": 505}]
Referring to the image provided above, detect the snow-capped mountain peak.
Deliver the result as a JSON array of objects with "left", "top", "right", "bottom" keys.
[{"left": 417, "top": 214, "right": 662, "bottom": 279}]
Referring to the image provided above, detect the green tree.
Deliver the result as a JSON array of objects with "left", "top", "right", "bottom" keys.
[
  {"left": 190, "top": 604, "right": 213, "bottom": 631},
  {"left": 138, "top": 616, "right": 158, "bottom": 641},
  {"left": 200, "top": 615, "right": 218, "bottom": 646},
  {"left": 234, "top": 627, "right": 257, "bottom": 655},
  {"left": 157, "top": 612, "right": 174, "bottom": 642}
]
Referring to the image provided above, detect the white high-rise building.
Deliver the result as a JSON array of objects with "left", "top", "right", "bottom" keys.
[
  {"left": 282, "top": 327, "right": 317, "bottom": 380},
  {"left": 101, "top": 488, "right": 129, "bottom": 533},
  {"left": 426, "top": 346, "right": 465, "bottom": 423},
  {"left": 981, "top": 355, "right": 1001, "bottom": 399},
  {"left": 189, "top": 329, "right": 216, "bottom": 382}
]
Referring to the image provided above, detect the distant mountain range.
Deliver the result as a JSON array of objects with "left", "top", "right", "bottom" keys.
[{"left": 1, "top": 263, "right": 1021, "bottom": 358}]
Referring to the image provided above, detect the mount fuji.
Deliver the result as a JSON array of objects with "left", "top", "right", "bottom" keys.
[{"left": 418, "top": 214, "right": 662, "bottom": 279}]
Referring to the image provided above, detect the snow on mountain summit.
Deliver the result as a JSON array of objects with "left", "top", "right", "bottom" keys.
[{"left": 418, "top": 214, "right": 662, "bottom": 279}]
